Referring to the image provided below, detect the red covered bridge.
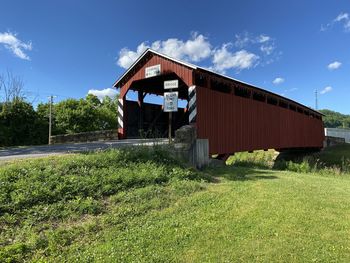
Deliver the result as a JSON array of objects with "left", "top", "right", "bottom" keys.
[{"left": 113, "top": 49, "right": 324, "bottom": 156}]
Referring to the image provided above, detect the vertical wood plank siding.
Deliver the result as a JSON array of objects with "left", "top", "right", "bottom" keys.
[
  {"left": 196, "top": 87, "right": 324, "bottom": 155},
  {"left": 120, "top": 55, "right": 194, "bottom": 98},
  {"left": 116, "top": 51, "right": 325, "bottom": 155}
]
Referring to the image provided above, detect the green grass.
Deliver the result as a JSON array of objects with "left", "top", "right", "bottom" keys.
[{"left": 1, "top": 145, "right": 350, "bottom": 262}]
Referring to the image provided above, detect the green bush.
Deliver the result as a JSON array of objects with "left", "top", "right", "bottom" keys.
[
  {"left": 226, "top": 150, "right": 275, "bottom": 169},
  {"left": 0, "top": 100, "right": 47, "bottom": 146},
  {"left": 227, "top": 146, "right": 350, "bottom": 176},
  {"left": 285, "top": 160, "right": 312, "bottom": 173}
]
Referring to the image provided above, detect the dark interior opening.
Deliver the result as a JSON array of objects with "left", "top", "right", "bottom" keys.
[
  {"left": 252, "top": 91, "right": 266, "bottom": 102},
  {"left": 125, "top": 74, "right": 189, "bottom": 138},
  {"left": 194, "top": 73, "right": 207, "bottom": 87},
  {"left": 267, "top": 96, "right": 278, "bottom": 105},
  {"left": 210, "top": 79, "right": 231, "bottom": 94},
  {"left": 289, "top": 104, "right": 297, "bottom": 111},
  {"left": 234, "top": 86, "right": 251, "bottom": 98},
  {"left": 126, "top": 101, "right": 188, "bottom": 138},
  {"left": 279, "top": 100, "right": 288, "bottom": 109}
]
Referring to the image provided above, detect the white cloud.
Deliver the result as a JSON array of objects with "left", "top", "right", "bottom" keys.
[
  {"left": 320, "top": 24, "right": 328, "bottom": 32},
  {"left": 320, "top": 86, "right": 333, "bottom": 95},
  {"left": 260, "top": 45, "right": 275, "bottom": 55},
  {"left": 117, "top": 42, "right": 148, "bottom": 69},
  {"left": 88, "top": 88, "right": 118, "bottom": 101},
  {"left": 272, "top": 77, "right": 285, "bottom": 85},
  {"left": 257, "top": 34, "right": 271, "bottom": 43},
  {"left": 234, "top": 33, "right": 272, "bottom": 47},
  {"left": 117, "top": 32, "right": 278, "bottom": 74},
  {"left": 117, "top": 33, "right": 211, "bottom": 69},
  {"left": 234, "top": 32, "right": 276, "bottom": 58},
  {"left": 328, "top": 61, "right": 342, "bottom": 70},
  {"left": 334, "top": 13, "right": 350, "bottom": 31},
  {"left": 322, "top": 12, "right": 350, "bottom": 32},
  {"left": 234, "top": 32, "right": 252, "bottom": 48},
  {"left": 334, "top": 12, "right": 349, "bottom": 22},
  {"left": 212, "top": 44, "right": 259, "bottom": 73},
  {"left": 0, "top": 31, "right": 32, "bottom": 60}
]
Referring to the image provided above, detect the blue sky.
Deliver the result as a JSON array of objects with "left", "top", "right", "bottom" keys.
[{"left": 0, "top": 0, "right": 349, "bottom": 113}]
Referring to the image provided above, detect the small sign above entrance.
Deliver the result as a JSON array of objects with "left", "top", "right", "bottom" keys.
[
  {"left": 145, "top": 64, "right": 161, "bottom": 78},
  {"left": 164, "top": 91, "right": 178, "bottom": 112},
  {"left": 164, "top": 80, "right": 179, "bottom": 90}
]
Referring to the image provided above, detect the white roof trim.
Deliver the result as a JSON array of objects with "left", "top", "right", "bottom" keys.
[{"left": 113, "top": 48, "right": 197, "bottom": 88}]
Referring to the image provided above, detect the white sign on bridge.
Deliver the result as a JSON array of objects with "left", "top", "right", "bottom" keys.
[
  {"left": 145, "top": 64, "right": 161, "bottom": 78},
  {"left": 164, "top": 80, "right": 179, "bottom": 89},
  {"left": 163, "top": 91, "right": 178, "bottom": 112}
]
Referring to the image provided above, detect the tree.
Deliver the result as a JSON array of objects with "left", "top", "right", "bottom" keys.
[
  {"left": 0, "top": 100, "right": 47, "bottom": 146},
  {"left": 0, "top": 71, "right": 47, "bottom": 146},
  {"left": 0, "top": 70, "right": 25, "bottom": 103},
  {"left": 319, "top": 109, "right": 350, "bottom": 129},
  {"left": 96, "top": 96, "right": 118, "bottom": 130}
]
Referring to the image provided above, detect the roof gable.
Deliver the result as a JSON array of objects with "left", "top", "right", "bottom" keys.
[
  {"left": 113, "top": 49, "right": 196, "bottom": 88},
  {"left": 113, "top": 49, "right": 323, "bottom": 116}
]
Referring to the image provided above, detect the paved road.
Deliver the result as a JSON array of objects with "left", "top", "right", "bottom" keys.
[{"left": 0, "top": 139, "right": 168, "bottom": 161}]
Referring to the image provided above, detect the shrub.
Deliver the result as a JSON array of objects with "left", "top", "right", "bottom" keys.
[{"left": 226, "top": 150, "right": 275, "bottom": 169}]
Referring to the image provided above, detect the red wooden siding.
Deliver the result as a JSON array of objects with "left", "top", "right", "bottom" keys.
[
  {"left": 115, "top": 50, "right": 325, "bottom": 155},
  {"left": 196, "top": 87, "right": 324, "bottom": 155},
  {"left": 120, "top": 54, "right": 194, "bottom": 98}
]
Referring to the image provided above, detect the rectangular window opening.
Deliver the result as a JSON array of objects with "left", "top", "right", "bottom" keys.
[
  {"left": 289, "top": 104, "right": 297, "bottom": 111},
  {"left": 252, "top": 92, "right": 266, "bottom": 102},
  {"left": 194, "top": 73, "right": 207, "bottom": 87},
  {"left": 210, "top": 79, "right": 231, "bottom": 94},
  {"left": 267, "top": 96, "right": 278, "bottom": 105},
  {"left": 234, "top": 86, "right": 251, "bottom": 98},
  {"left": 279, "top": 100, "right": 288, "bottom": 109}
]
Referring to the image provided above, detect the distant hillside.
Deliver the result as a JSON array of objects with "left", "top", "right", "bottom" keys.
[{"left": 319, "top": 109, "right": 350, "bottom": 128}]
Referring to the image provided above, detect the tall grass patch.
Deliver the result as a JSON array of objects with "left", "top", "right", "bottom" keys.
[
  {"left": 0, "top": 147, "right": 208, "bottom": 262},
  {"left": 227, "top": 145, "right": 350, "bottom": 176},
  {"left": 226, "top": 150, "right": 276, "bottom": 168}
]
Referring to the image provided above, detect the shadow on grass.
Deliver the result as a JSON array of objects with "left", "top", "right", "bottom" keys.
[{"left": 206, "top": 166, "right": 278, "bottom": 182}]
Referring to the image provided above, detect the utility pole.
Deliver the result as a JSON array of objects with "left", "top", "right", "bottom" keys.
[
  {"left": 168, "top": 111, "right": 172, "bottom": 143},
  {"left": 48, "top": 95, "right": 56, "bottom": 145},
  {"left": 315, "top": 89, "right": 318, "bottom": 110}
]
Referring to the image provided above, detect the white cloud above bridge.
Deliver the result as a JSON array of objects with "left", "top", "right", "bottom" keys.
[
  {"left": 88, "top": 88, "right": 118, "bottom": 101},
  {"left": 116, "top": 32, "right": 278, "bottom": 74},
  {"left": 320, "top": 86, "right": 333, "bottom": 95},
  {"left": 272, "top": 77, "right": 285, "bottom": 85}
]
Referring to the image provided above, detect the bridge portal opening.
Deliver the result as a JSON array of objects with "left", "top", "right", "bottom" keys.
[{"left": 124, "top": 73, "right": 189, "bottom": 138}]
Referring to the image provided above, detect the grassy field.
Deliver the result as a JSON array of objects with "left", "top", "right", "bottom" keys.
[{"left": 1, "top": 145, "right": 350, "bottom": 262}]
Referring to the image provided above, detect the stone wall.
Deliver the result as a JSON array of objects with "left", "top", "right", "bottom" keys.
[
  {"left": 323, "top": 136, "right": 346, "bottom": 148},
  {"left": 172, "top": 125, "right": 209, "bottom": 169},
  {"left": 51, "top": 130, "right": 118, "bottom": 144}
]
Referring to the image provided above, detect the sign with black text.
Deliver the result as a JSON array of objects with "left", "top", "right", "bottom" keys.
[
  {"left": 145, "top": 64, "right": 161, "bottom": 78},
  {"left": 164, "top": 80, "right": 179, "bottom": 89},
  {"left": 163, "top": 92, "right": 178, "bottom": 112}
]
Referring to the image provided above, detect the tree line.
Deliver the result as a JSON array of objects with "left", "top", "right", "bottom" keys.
[
  {"left": 0, "top": 71, "right": 118, "bottom": 147},
  {"left": 319, "top": 109, "right": 350, "bottom": 129}
]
